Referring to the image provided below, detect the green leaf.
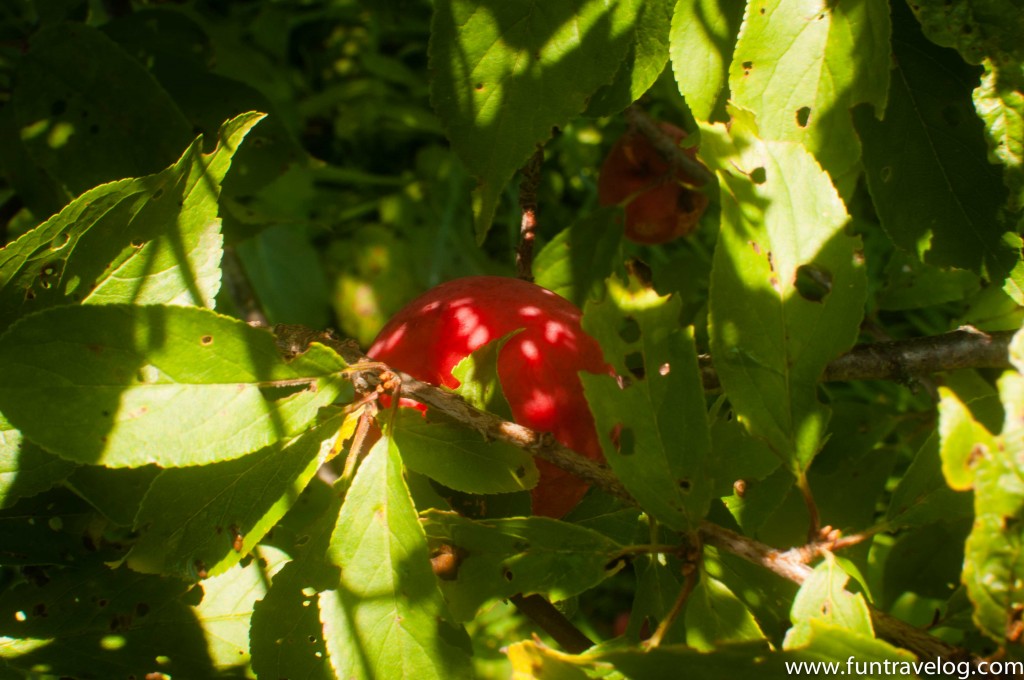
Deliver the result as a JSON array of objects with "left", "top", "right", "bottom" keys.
[
  {"left": 64, "top": 465, "right": 160, "bottom": 527},
  {"left": 628, "top": 551, "right": 686, "bottom": 644},
  {"left": 958, "top": 367, "right": 1024, "bottom": 644},
  {"left": 878, "top": 252, "right": 981, "bottom": 311},
  {"left": 192, "top": 555, "right": 280, "bottom": 672},
  {"left": 670, "top": 0, "right": 745, "bottom": 122},
  {"left": 250, "top": 494, "right": 341, "bottom": 680},
  {"left": 906, "top": 0, "right": 1024, "bottom": 209},
  {"left": 392, "top": 410, "right": 538, "bottom": 495},
  {"left": 784, "top": 620, "right": 918, "bottom": 675},
  {"left": 0, "top": 488, "right": 114, "bottom": 567},
  {"left": 0, "top": 562, "right": 219, "bottom": 678},
  {"left": 429, "top": 0, "right": 643, "bottom": 241},
  {"left": 784, "top": 554, "right": 874, "bottom": 647},
  {"left": 533, "top": 208, "right": 623, "bottom": 309},
  {"left": 0, "top": 112, "right": 264, "bottom": 329},
  {"left": 703, "top": 108, "right": 867, "bottom": 474},
  {"left": 322, "top": 438, "right": 472, "bottom": 679},
  {"left": 126, "top": 418, "right": 339, "bottom": 579},
  {"left": 939, "top": 387, "right": 998, "bottom": 491},
  {"left": 581, "top": 278, "right": 712, "bottom": 532},
  {"left": 729, "top": 0, "right": 891, "bottom": 187},
  {"left": 887, "top": 432, "right": 973, "bottom": 529},
  {"left": 236, "top": 224, "right": 331, "bottom": 328},
  {"left": 853, "top": 6, "right": 1015, "bottom": 279},
  {"left": 0, "top": 413, "right": 76, "bottom": 509},
  {"left": 685, "top": 574, "right": 766, "bottom": 651},
  {"left": 586, "top": 0, "right": 673, "bottom": 117},
  {"left": 422, "top": 509, "right": 625, "bottom": 622},
  {"left": 0, "top": 304, "right": 351, "bottom": 467},
  {"left": 881, "top": 518, "right": 971, "bottom": 610},
  {"left": 102, "top": 9, "right": 305, "bottom": 198},
  {"left": 450, "top": 331, "right": 518, "bottom": 420},
  {"left": 7, "top": 23, "right": 193, "bottom": 218}
]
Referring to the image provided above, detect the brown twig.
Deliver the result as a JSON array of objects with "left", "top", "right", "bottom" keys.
[
  {"left": 516, "top": 147, "right": 544, "bottom": 282},
  {"left": 697, "top": 328, "right": 1016, "bottom": 391},
  {"left": 510, "top": 594, "right": 595, "bottom": 654},
  {"left": 269, "top": 323, "right": 989, "bottom": 663}
]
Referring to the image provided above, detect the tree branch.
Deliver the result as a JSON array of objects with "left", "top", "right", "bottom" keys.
[
  {"left": 271, "top": 323, "right": 1003, "bottom": 662},
  {"left": 698, "top": 328, "right": 1016, "bottom": 391}
]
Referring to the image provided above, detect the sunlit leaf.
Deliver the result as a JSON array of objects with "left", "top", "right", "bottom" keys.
[
  {"left": 430, "top": 0, "right": 643, "bottom": 241},
  {"left": 703, "top": 107, "right": 866, "bottom": 474},
  {"left": 0, "top": 305, "right": 350, "bottom": 467}
]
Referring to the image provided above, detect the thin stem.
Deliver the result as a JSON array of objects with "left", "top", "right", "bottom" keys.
[
  {"left": 516, "top": 146, "right": 544, "bottom": 282},
  {"left": 510, "top": 594, "right": 595, "bottom": 654},
  {"left": 645, "top": 567, "right": 698, "bottom": 649}
]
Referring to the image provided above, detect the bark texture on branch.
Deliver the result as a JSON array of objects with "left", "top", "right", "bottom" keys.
[{"left": 270, "top": 323, "right": 1001, "bottom": 662}]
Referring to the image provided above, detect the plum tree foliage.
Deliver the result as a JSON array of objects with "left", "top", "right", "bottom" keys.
[{"left": 0, "top": 0, "right": 1021, "bottom": 678}]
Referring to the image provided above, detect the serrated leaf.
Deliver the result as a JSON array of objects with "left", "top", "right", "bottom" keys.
[
  {"left": 887, "top": 432, "right": 973, "bottom": 529},
  {"left": 581, "top": 279, "right": 712, "bottom": 531},
  {"left": 783, "top": 620, "right": 918, "bottom": 674},
  {"left": 0, "top": 488, "right": 112, "bottom": 567},
  {"left": 670, "top": 0, "right": 744, "bottom": 122},
  {"left": 960, "top": 368, "right": 1024, "bottom": 644},
  {"left": 393, "top": 411, "right": 538, "bottom": 495},
  {"left": 0, "top": 112, "right": 264, "bottom": 329},
  {"left": 881, "top": 518, "right": 971, "bottom": 609},
  {"left": 628, "top": 551, "right": 686, "bottom": 644},
  {"left": 322, "top": 438, "right": 472, "bottom": 679},
  {"left": 906, "top": 0, "right": 1024, "bottom": 209},
  {"left": 0, "top": 562, "right": 217, "bottom": 678},
  {"left": 422, "top": 509, "right": 625, "bottom": 622},
  {"left": 939, "top": 387, "right": 998, "bottom": 491},
  {"left": 533, "top": 208, "right": 623, "bottom": 308},
  {"left": 0, "top": 413, "right": 76, "bottom": 509},
  {"left": 0, "top": 305, "right": 351, "bottom": 467},
  {"left": 785, "top": 554, "right": 873, "bottom": 648},
  {"left": 64, "top": 465, "right": 160, "bottom": 527},
  {"left": 7, "top": 23, "right": 193, "bottom": 218},
  {"left": 685, "top": 574, "right": 766, "bottom": 651},
  {"left": 250, "top": 494, "right": 341, "bottom": 680},
  {"left": 703, "top": 108, "right": 866, "bottom": 474},
  {"left": 729, "top": 0, "right": 890, "bottom": 187},
  {"left": 853, "top": 7, "right": 1016, "bottom": 278},
  {"left": 127, "top": 418, "right": 339, "bottom": 579},
  {"left": 451, "top": 331, "right": 518, "bottom": 421},
  {"left": 236, "top": 223, "right": 331, "bottom": 328},
  {"left": 429, "top": 0, "right": 643, "bottom": 241},
  {"left": 192, "top": 556, "right": 278, "bottom": 671},
  {"left": 586, "top": 0, "right": 673, "bottom": 117}
]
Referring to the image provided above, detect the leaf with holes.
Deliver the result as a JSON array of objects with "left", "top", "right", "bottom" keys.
[
  {"left": 430, "top": 0, "right": 643, "bottom": 241},
  {"left": 321, "top": 438, "right": 472, "bottom": 679},
  {"left": 670, "top": 0, "right": 745, "bottom": 122},
  {"left": 126, "top": 418, "right": 339, "bottom": 579},
  {"left": 853, "top": 7, "right": 1015, "bottom": 279},
  {"left": 421, "top": 509, "right": 626, "bottom": 622},
  {"left": 729, "top": 0, "right": 890, "bottom": 191},
  {"left": 703, "top": 106, "right": 866, "bottom": 474},
  {"left": 581, "top": 278, "right": 712, "bottom": 532},
  {"left": 0, "top": 112, "right": 264, "bottom": 332},
  {"left": 0, "top": 304, "right": 350, "bottom": 468}
]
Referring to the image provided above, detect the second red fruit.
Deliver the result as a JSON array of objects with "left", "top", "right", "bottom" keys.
[
  {"left": 598, "top": 121, "right": 709, "bottom": 245},
  {"left": 368, "top": 276, "right": 608, "bottom": 518}
]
